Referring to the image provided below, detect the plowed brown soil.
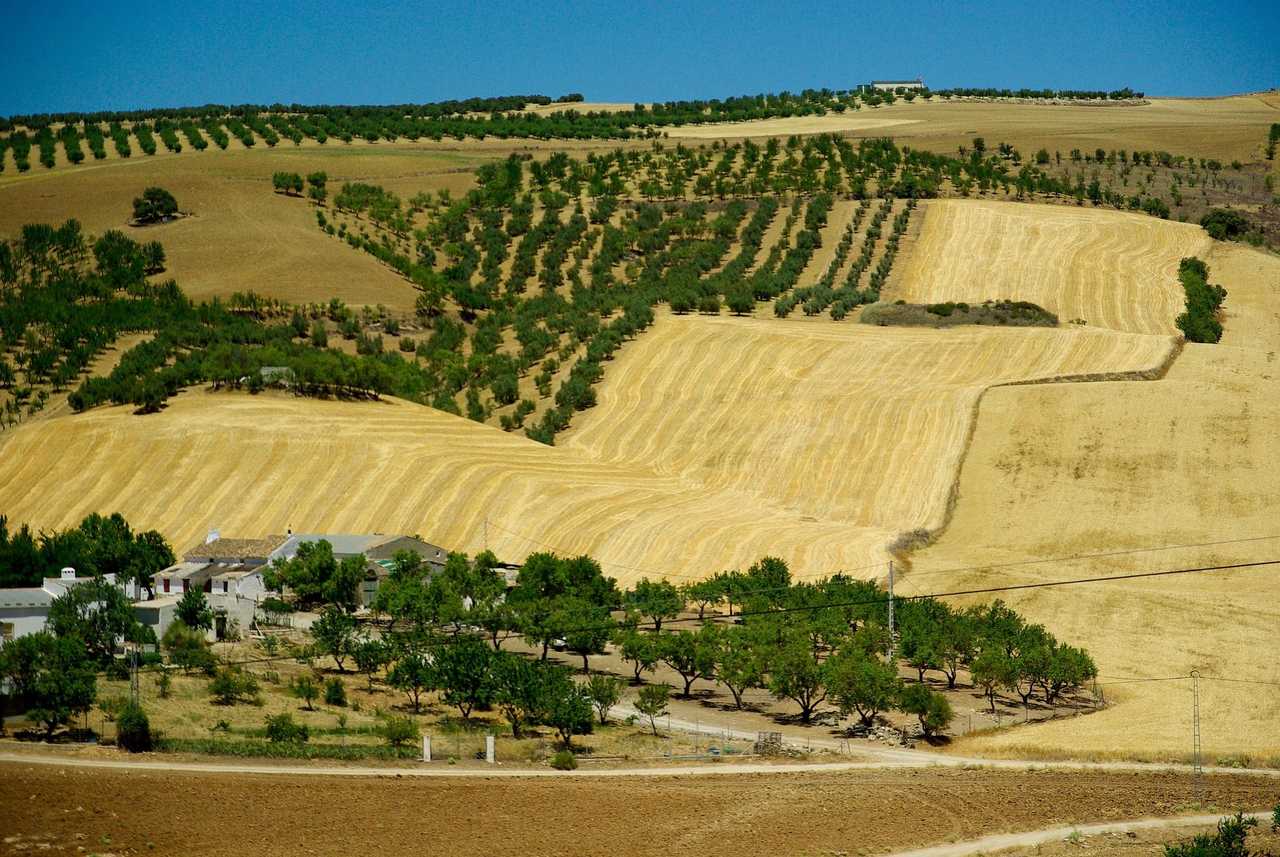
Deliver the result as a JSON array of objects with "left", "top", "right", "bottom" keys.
[{"left": 0, "top": 762, "right": 1275, "bottom": 857}]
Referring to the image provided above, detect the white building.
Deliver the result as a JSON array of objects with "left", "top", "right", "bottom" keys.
[
  {"left": 867, "top": 78, "right": 925, "bottom": 92},
  {"left": 0, "top": 568, "right": 138, "bottom": 643}
]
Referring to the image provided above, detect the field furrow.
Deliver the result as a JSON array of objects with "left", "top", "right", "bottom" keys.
[{"left": 891, "top": 199, "right": 1212, "bottom": 335}]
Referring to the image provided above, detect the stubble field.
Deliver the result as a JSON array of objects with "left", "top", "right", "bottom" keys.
[{"left": 0, "top": 318, "right": 1173, "bottom": 583}]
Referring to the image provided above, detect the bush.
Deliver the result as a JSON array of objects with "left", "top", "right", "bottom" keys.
[
  {"left": 265, "top": 712, "right": 310, "bottom": 744},
  {"left": 550, "top": 749, "right": 578, "bottom": 770},
  {"left": 209, "top": 667, "right": 260, "bottom": 705},
  {"left": 132, "top": 186, "right": 179, "bottom": 224},
  {"left": 380, "top": 715, "right": 420, "bottom": 747},
  {"left": 324, "top": 676, "right": 348, "bottom": 707},
  {"left": 116, "top": 702, "right": 153, "bottom": 752},
  {"left": 1200, "top": 208, "right": 1251, "bottom": 242}
]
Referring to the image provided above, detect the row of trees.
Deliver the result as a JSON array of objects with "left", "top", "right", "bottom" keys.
[
  {"left": 1175, "top": 256, "right": 1227, "bottom": 343},
  {"left": 289, "top": 547, "right": 1097, "bottom": 736}
]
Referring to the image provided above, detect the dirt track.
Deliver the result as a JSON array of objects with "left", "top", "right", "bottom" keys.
[{"left": 2, "top": 761, "right": 1275, "bottom": 857}]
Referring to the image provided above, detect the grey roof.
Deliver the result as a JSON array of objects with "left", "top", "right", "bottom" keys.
[
  {"left": 155, "top": 561, "right": 213, "bottom": 579},
  {"left": 0, "top": 587, "right": 53, "bottom": 609},
  {"left": 269, "top": 533, "right": 397, "bottom": 561},
  {"left": 186, "top": 535, "right": 289, "bottom": 562}
]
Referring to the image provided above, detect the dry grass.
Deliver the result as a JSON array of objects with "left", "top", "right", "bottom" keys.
[
  {"left": 0, "top": 145, "right": 498, "bottom": 310},
  {"left": 890, "top": 199, "right": 1212, "bottom": 335},
  {"left": 0, "top": 313, "right": 1170, "bottom": 583},
  {"left": 910, "top": 340, "right": 1280, "bottom": 761},
  {"left": 670, "top": 94, "right": 1280, "bottom": 161}
]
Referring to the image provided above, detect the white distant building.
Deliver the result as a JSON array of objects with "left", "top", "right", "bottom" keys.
[
  {"left": 0, "top": 568, "right": 139, "bottom": 643},
  {"left": 867, "top": 78, "right": 925, "bottom": 92}
]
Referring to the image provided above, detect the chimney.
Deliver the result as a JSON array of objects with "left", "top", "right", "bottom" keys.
[
  {"left": 61, "top": 567, "right": 76, "bottom": 580},
  {"left": 206, "top": 528, "right": 220, "bottom": 544}
]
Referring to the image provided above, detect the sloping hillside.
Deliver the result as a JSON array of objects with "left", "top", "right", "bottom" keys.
[
  {"left": 891, "top": 199, "right": 1212, "bottom": 335},
  {"left": 0, "top": 317, "right": 1173, "bottom": 584}
]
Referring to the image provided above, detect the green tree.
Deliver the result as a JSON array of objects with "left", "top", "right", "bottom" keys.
[
  {"left": 826, "top": 649, "right": 901, "bottom": 726},
  {"left": 352, "top": 637, "right": 388, "bottom": 690},
  {"left": 387, "top": 649, "right": 434, "bottom": 713},
  {"left": 898, "top": 682, "right": 953, "bottom": 738},
  {"left": 659, "top": 626, "right": 717, "bottom": 698},
  {"left": 116, "top": 700, "right": 152, "bottom": 752},
  {"left": 0, "top": 632, "right": 96, "bottom": 738},
  {"left": 713, "top": 624, "right": 764, "bottom": 709},
  {"left": 614, "top": 628, "right": 659, "bottom": 683},
  {"left": 324, "top": 675, "right": 347, "bottom": 707},
  {"left": 683, "top": 578, "right": 724, "bottom": 619},
  {"left": 585, "top": 673, "right": 623, "bottom": 724},
  {"left": 491, "top": 652, "right": 551, "bottom": 738},
  {"left": 132, "top": 186, "right": 179, "bottom": 223},
  {"left": 557, "top": 596, "right": 614, "bottom": 672},
  {"left": 265, "top": 540, "right": 364, "bottom": 611},
  {"left": 433, "top": 636, "right": 493, "bottom": 719},
  {"left": 543, "top": 668, "right": 593, "bottom": 749},
  {"left": 767, "top": 632, "right": 828, "bottom": 723},
  {"left": 176, "top": 587, "right": 213, "bottom": 631},
  {"left": 208, "top": 667, "right": 259, "bottom": 706},
  {"left": 47, "top": 574, "right": 149, "bottom": 665},
  {"left": 311, "top": 606, "right": 359, "bottom": 672},
  {"left": 969, "top": 648, "right": 1015, "bottom": 712},
  {"left": 635, "top": 683, "right": 670, "bottom": 736},
  {"left": 162, "top": 620, "right": 215, "bottom": 674},
  {"left": 625, "top": 578, "right": 683, "bottom": 631},
  {"left": 290, "top": 673, "right": 320, "bottom": 710}
]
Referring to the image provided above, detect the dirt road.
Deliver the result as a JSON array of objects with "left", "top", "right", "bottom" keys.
[{"left": 884, "top": 813, "right": 1270, "bottom": 857}]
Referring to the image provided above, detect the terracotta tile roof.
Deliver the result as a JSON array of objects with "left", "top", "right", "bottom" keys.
[{"left": 184, "top": 535, "right": 289, "bottom": 561}]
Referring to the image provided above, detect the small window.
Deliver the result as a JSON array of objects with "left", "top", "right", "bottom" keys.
[{"left": 162, "top": 578, "right": 170, "bottom": 593}]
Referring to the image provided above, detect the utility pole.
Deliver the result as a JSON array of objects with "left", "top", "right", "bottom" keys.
[
  {"left": 1191, "top": 670, "right": 1202, "bottom": 804},
  {"left": 129, "top": 643, "right": 139, "bottom": 706},
  {"left": 887, "top": 560, "right": 896, "bottom": 661},
  {"left": 484, "top": 517, "right": 488, "bottom": 552}
]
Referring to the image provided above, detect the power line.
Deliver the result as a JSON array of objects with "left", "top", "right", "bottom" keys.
[{"left": 900, "top": 534, "right": 1280, "bottom": 581}]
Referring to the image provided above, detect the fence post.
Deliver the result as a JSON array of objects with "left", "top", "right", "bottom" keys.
[
  {"left": 485, "top": 734, "right": 495, "bottom": 764},
  {"left": 422, "top": 735, "right": 431, "bottom": 763}
]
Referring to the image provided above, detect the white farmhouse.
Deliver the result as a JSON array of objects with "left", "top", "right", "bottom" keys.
[{"left": 0, "top": 568, "right": 139, "bottom": 643}]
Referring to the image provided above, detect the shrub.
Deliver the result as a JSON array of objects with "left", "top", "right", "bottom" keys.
[
  {"left": 116, "top": 702, "right": 153, "bottom": 752},
  {"left": 208, "top": 667, "right": 260, "bottom": 706},
  {"left": 380, "top": 715, "right": 420, "bottom": 747},
  {"left": 290, "top": 674, "right": 320, "bottom": 710},
  {"left": 265, "top": 712, "right": 309, "bottom": 743},
  {"left": 550, "top": 749, "right": 578, "bottom": 770},
  {"left": 324, "top": 676, "right": 348, "bottom": 707}
]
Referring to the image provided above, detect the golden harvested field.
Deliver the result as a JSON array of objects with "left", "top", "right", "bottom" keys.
[
  {"left": 670, "top": 94, "right": 1280, "bottom": 161},
  {"left": 665, "top": 113, "right": 922, "bottom": 138},
  {"left": 562, "top": 315, "right": 1174, "bottom": 544},
  {"left": 0, "top": 317, "right": 1171, "bottom": 584},
  {"left": 0, "top": 144, "right": 499, "bottom": 310},
  {"left": 904, "top": 232, "right": 1280, "bottom": 761},
  {"left": 890, "top": 199, "right": 1212, "bottom": 335}
]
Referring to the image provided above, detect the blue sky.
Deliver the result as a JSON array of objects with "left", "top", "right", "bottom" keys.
[{"left": 2, "top": 0, "right": 1276, "bottom": 115}]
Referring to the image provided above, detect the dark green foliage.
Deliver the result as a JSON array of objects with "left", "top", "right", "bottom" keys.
[
  {"left": 0, "top": 513, "right": 172, "bottom": 593},
  {"left": 176, "top": 587, "right": 213, "bottom": 630},
  {"left": 1175, "top": 256, "right": 1226, "bottom": 343},
  {"left": 264, "top": 540, "right": 364, "bottom": 611},
  {"left": 0, "top": 631, "right": 96, "bottom": 738},
  {"left": 380, "top": 715, "right": 419, "bottom": 747},
  {"left": 550, "top": 749, "right": 578, "bottom": 770},
  {"left": 635, "top": 683, "right": 670, "bottom": 736},
  {"left": 897, "top": 683, "right": 953, "bottom": 737},
  {"left": 265, "top": 712, "right": 310, "bottom": 743},
  {"left": 310, "top": 606, "right": 360, "bottom": 671},
  {"left": 116, "top": 701, "right": 153, "bottom": 752},
  {"left": 48, "top": 574, "right": 151, "bottom": 664},
  {"left": 324, "top": 676, "right": 348, "bottom": 707},
  {"left": 1165, "top": 814, "right": 1259, "bottom": 857},
  {"left": 1199, "top": 208, "right": 1252, "bottom": 242},
  {"left": 209, "top": 667, "right": 260, "bottom": 705},
  {"left": 132, "top": 187, "right": 178, "bottom": 223}
]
